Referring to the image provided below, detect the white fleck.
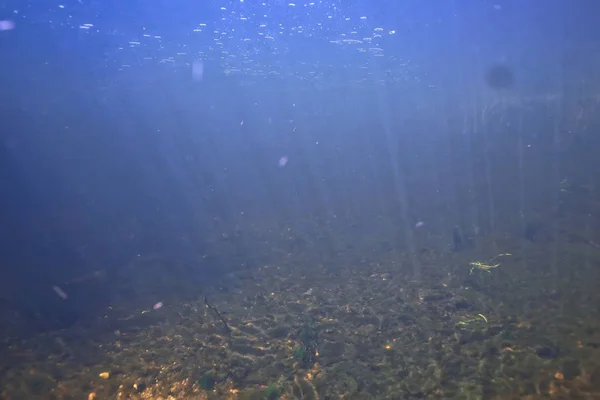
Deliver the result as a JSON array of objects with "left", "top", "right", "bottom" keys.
[{"left": 52, "top": 286, "right": 68, "bottom": 300}]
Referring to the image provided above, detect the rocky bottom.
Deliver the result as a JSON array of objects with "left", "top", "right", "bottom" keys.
[{"left": 1, "top": 245, "right": 600, "bottom": 400}]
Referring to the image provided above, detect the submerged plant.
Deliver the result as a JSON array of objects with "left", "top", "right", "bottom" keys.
[
  {"left": 456, "top": 313, "right": 488, "bottom": 330},
  {"left": 293, "top": 318, "right": 318, "bottom": 367},
  {"left": 198, "top": 372, "right": 215, "bottom": 391},
  {"left": 263, "top": 383, "right": 280, "bottom": 399},
  {"left": 469, "top": 253, "right": 511, "bottom": 274},
  {"left": 293, "top": 345, "right": 309, "bottom": 363}
]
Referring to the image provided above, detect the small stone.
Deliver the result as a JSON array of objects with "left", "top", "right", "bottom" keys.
[
  {"left": 133, "top": 382, "right": 147, "bottom": 393},
  {"left": 99, "top": 372, "right": 110, "bottom": 379}
]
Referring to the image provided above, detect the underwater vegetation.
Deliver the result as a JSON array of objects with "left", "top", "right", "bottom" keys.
[{"left": 198, "top": 372, "right": 215, "bottom": 392}]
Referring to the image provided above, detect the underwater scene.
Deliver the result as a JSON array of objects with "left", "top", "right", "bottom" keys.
[{"left": 1, "top": 0, "right": 600, "bottom": 399}]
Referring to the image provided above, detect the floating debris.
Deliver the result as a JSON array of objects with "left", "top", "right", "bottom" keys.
[{"left": 52, "top": 285, "right": 68, "bottom": 300}]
